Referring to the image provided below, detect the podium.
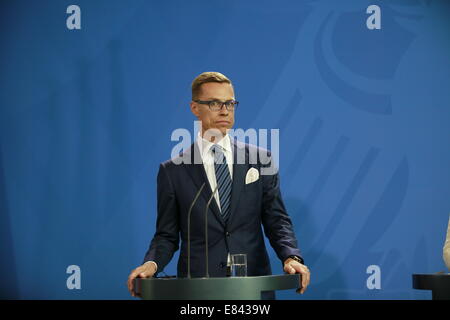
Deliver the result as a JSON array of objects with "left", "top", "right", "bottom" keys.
[
  {"left": 412, "top": 274, "right": 450, "bottom": 300},
  {"left": 134, "top": 274, "right": 300, "bottom": 300}
]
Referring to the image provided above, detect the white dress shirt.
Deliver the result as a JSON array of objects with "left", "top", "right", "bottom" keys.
[
  {"left": 197, "top": 133, "right": 234, "bottom": 269},
  {"left": 196, "top": 132, "right": 233, "bottom": 212}
]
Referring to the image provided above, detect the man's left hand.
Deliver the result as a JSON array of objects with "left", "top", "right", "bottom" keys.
[{"left": 283, "top": 257, "right": 310, "bottom": 294}]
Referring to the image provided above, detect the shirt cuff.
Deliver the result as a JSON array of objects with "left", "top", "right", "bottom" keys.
[{"left": 144, "top": 260, "right": 158, "bottom": 272}]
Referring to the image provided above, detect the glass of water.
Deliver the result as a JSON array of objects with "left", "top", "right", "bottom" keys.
[{"left": 231, "top": 254, "right": 247, "bottom": 277}]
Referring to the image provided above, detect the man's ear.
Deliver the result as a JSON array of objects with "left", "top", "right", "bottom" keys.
[{"left": 190, "top": 101, "right": 199, "bottom": 117}]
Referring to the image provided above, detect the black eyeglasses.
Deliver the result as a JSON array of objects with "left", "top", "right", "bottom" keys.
[{"left": 193, "top": 99, "right": 239, "bottom": 111}]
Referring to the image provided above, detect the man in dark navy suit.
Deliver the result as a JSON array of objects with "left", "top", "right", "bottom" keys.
[{"left": 127, "top": 72, "right": 310, "bottom": 298}]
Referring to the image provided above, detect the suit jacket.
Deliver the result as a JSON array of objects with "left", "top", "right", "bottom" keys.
[{"left": 143, "top": 138, "right": 302, "bottom": 278}]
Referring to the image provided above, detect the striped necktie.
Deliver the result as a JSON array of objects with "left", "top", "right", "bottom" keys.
[{"left": 211, "top": 145, "right": 232, "bottom": 222}]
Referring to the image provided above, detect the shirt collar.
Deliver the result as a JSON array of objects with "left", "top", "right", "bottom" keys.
[{"left": 197, "top": 132, "right": 232, "bottom": 158}]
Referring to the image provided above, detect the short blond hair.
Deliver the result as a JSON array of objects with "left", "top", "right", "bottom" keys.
[{"left": 191, "top": 72, "right": 233, "bottom": 100}]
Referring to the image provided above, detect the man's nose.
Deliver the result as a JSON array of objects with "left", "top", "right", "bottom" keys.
[{"left": 218, "top": 104, "right": 229, "bottom": 115}]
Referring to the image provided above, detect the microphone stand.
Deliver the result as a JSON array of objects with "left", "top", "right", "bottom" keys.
[
  {"left": 187, "top": 182, "right": 205, "bottom": 279},
  {"left": 204, "top": 184, "right": 219, "bottom": 278}
]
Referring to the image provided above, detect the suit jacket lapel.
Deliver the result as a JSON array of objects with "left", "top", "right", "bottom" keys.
[{"left": 182, "top": 143, "right": 224, "bottom": 227}]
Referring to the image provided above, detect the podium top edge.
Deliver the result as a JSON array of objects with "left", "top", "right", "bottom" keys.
[{"left": 137, "top": 274, "right": 300, "bottom": 281}]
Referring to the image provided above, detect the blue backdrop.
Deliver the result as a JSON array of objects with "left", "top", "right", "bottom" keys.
[{"left": 1, "top": 0, "right": 449, "bottom": 299}]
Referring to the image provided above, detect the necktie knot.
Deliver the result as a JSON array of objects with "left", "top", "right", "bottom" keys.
[{"left": 211, "top": 145, "right": 225, "bottom": 164}]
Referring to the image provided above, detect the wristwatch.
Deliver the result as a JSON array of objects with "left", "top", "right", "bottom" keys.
[{"left": 288, "top": 255, "right": 304, "bottom": 264}]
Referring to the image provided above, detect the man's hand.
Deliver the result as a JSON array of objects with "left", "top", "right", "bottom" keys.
[
  {"left": 127, "top": 262, "right": 157, "bottom": 297},
  {"left": 283, "top": 257, "right": 310, "bottom": 294}
]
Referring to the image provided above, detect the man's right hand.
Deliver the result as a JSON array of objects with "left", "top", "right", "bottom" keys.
[{"left": 127, "top": 262, "right": 157, "bottom": 297}]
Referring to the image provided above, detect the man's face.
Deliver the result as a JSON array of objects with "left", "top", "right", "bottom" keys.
[{"left": 190, "top": 82, "right": 235, "bottom": 138}]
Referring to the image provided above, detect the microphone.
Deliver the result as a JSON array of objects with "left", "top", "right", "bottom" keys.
[
  {"left": 187, "top": 182, "right": 206, "bottom": 279},
  {"left": 204, "top": 183, "right": 219, "bottom": 278}
]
